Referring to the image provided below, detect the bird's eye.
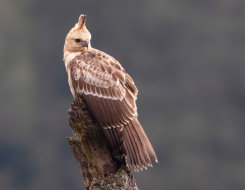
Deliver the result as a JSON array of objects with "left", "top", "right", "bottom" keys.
[{"left": 75, "top": 39, "right": 81, "bottom": 43}]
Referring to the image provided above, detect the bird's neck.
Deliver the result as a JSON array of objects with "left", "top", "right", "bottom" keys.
[
  {"left": 63, "top": 41, "right": 92, "bottom": 60},
  {"left": 63, "top": 51, "right": 81, "bottom": 72}
]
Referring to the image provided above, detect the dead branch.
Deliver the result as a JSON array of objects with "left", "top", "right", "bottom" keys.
[{"left": 67, "top": 96, "right": 138, "bottom": 190}]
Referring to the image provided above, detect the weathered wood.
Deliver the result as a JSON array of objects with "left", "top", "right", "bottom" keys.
[{"left": 67, "top": 96, "right": 138, "bottom": 190}]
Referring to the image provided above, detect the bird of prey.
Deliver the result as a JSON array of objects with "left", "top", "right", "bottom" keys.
[{"left": 63, "top": 15, "right": 157, "bottom": 171}]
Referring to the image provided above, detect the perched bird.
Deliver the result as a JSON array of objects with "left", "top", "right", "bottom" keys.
[{"left": 63, "top": 15, "right": 157, "bottom": 171}]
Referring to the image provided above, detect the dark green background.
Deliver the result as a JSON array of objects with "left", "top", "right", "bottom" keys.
[{"left": 1, "top": 1, "right": 245, "bottom": 190}]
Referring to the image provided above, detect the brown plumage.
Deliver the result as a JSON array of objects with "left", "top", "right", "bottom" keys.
[{"left": 63, "top": 15, "right": 157, "bottom": 171}]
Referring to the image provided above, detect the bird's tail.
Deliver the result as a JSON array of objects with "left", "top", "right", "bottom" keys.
[{"left": 123, "top": 117, "right": 158, "bottom": 171}]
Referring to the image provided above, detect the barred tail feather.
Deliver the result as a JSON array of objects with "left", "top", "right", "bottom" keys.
[
  {"left": 123, "top": 117, "right": 158, "bottom": 171},
  {"left": 132, "top": 118, "right": 158, "bottom": 163},
  {"left": 102, "top": 117, "right": 157, "bottom": 171}
]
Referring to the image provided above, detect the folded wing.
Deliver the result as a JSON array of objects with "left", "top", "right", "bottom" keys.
[{"left": 69, "top": 49, "right": 157, "bottom": 170}]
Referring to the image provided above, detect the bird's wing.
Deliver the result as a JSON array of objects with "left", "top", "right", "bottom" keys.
[
  {"left": 69, "top": 49, "right": 138, "bottom": 129},
  {"left": 68, "top": 50, "right": 157, "bottom": 170}
]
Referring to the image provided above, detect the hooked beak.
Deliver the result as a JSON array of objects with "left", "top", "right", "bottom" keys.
[{"left": 81, "top": 40, "right": 88, "bottom": 48}]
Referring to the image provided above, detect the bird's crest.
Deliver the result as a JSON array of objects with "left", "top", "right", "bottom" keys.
[
  {"left": 77, "top": 15, "right": 86, "bottom": 29},
  {"left": 68, "top": 14, "right": 88, "bottom": 34}
]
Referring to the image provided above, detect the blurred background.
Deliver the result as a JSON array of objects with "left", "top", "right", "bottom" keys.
[{"left": 1, "top": 0, "right": 245, "bottom": 190}]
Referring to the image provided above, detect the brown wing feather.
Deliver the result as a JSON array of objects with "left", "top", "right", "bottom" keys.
[{"left": 68, "top": 49, "right": 157, "bottom": 170}]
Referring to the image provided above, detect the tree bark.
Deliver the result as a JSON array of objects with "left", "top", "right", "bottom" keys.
[{"left": 67, "top": 96, "right": 138, "bottom": 190}]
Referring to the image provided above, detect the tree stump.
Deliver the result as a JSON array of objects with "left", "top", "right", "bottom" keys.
[{"left": 67, "top": 96, "right": 138, "bottom": 190}]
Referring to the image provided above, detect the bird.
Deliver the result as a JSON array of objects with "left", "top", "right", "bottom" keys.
[{"left": 63, "top": 15, "right": 157, "bottom": 171}]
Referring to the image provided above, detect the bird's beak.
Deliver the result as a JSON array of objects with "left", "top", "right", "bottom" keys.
[{"left": 81, "top": 40, "right": 89, "bottom": 48}]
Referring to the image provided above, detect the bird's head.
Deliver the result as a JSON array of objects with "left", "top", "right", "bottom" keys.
[{"left": 64, "top": 15, "right": 91, "bottom": 53}]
